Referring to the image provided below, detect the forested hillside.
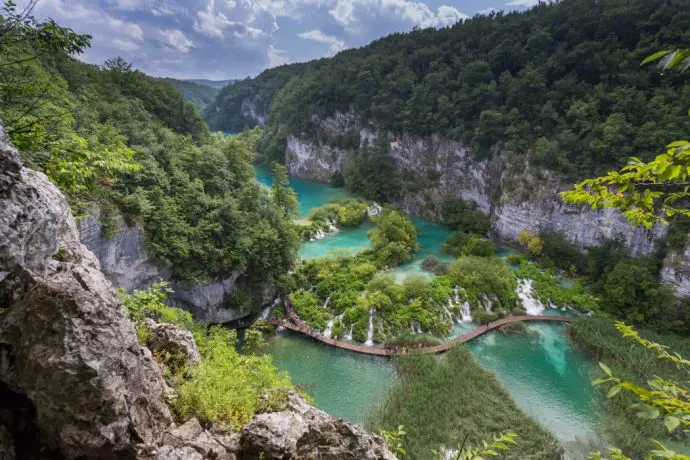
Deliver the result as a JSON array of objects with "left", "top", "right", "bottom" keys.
[
  {"left": 163, "top": 78, "right": 221, "bottom": 113},
  {"left": 208, "top": 0, "right": 690, "bottom": 177},
  {"left": 0, "top": 25, "right": 298, "bottom": 289}
]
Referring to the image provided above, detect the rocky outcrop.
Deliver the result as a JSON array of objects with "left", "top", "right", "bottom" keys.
[
  {"left": 240, "top": 393, "right": 396, "bottom": 460},
  {"left": 0, "top": 124, "right": 172, "bottom": 457},
  {"left": 284, "top": 112, "right": 663, "bottom": 256},
  {"left": 287, "top": 135, "right": 346, "bottom": 184},
  {"left": 146, "top": 320, "right": 200, "bottom": 366},
  {"left": 241, "top": 98, "right": 266, "bottom": 126},
  {"left": 77, "top": 214, "right": 250, "bottom": 323},
  {"left": 662, "top": 241, "right": 690, "bottom": 299}
]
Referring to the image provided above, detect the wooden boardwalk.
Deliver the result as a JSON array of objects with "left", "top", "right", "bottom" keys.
[{"left": 266, "top": 305, "right": 572, "bottom": 357}]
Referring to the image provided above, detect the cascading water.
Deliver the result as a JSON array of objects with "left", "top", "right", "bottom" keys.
[
  {"left": 345, "top": 324, "right": 354, "bottom": 341},
  {"left": 323, "top": 319, "right": 335, "bottom": 338},
  {"left": 259, "top": 306, "right": 271, "bottom": 321},
  {"left": 516, "top": 279, "right": 545, "bottom": 315},
  {"left": 364, "top": 308, "right": 375, "bottom": 346},
  {"left": 324, "top": 217, "right": 339, "bottom": 233},
  {"left": 366, "top": 202, "right": 383, "bottom": 217},
  {"left": 310, "top": 228, "right": 327, "bottom": 241},
  {"left": 460, "top": 301, "right": 473, "bottom": 322}
]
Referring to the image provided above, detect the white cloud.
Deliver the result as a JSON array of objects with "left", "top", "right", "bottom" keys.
[
  {"left": 112, "top": 38, "right": 141, "bottom": 52},
  {"left": 157, "top": 28, "right": 194, "bottom": 54},
  {"left": 267, "top": 46, "right": 289, "bottom": 68},
  {"left": 298, "top": 29, "right": 345, "bottom": 55},
  {"left": 329, "top": 0, "right": 466, "bottom": 33},
  {"left": 194, "top": 0, "right": 232, "bottom": 38},
  {"left": 506, "top": 0, "right": 540, "bottom": 6}
]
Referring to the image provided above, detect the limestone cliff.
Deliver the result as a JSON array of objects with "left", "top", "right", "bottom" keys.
[
  {"left": 77, "top": 212, "right": 253, "bottom": 324},
  {"left": 0, "top": 124, "right": 173, "bottom": 457},
  {"left": 285, "top": 113, "right": 663, "bottom": 256}
]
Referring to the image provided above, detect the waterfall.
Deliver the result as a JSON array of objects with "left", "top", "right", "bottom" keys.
[
  {"left": 323, "top": 296, "right": 331, "bottom": 309},
  {"left": 366, "top": 202, "right": 383, "bottom": 217},
  {"left": 460, "top": 301, "right": 473, "bottom": 322},
  {"left": 324, "top": 217, "right": 339, "bottom": 233},
  {"left": 443, "top": 306, "right": 456, "bottom": 324},
  {"left": 345, "top": 324, "right": 354, "bottom": 341},
  {"left": 259, "top": 306, "right": 271, "bottom": 320},
  {"left": 309, "top": 228, "right": 326, "bottom": 241},
  {"left": 323, "top": 319, "right": 335, "bottom": 338},
  {"left": 516, "top": 279, "right": 545, "bottom": 316},
  {"left": 364, "top": 308, "right": 375, "bottom": 346}
]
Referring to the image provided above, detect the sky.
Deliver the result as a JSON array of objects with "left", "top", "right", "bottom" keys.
[{"left": 29, "top": 0, "right": 541, "bottom": 80}]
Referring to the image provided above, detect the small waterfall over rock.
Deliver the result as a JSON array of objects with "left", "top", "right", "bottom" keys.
[
  {"left": 364, "top": 308, "right": 375, "bottom": 346},
  {"left": 345, "top": 324, "right": 354, "bottom": 341},
  {"left": 310, "top": 228, "right": 327, "bottom": 241},
  {"left": 323, "top": 319, "right": 335, "bottom": 338},
  {"left": 460, "top": 301, "right": 473, "bottom": 322},
  {"left": 366, "top": 202, "right": 382, "bottom": 217},
  {"left": 324, "top": 217, "right": 339, "bottom": 233},
  {"left": 259, "top": 297, "right": 281, "bottom": 321},
  {"left": 446, "top": 286, "right": 473, "bottom": 323},
  {"left": 516, "top": 279, "right": 545, "bottom": 315}
]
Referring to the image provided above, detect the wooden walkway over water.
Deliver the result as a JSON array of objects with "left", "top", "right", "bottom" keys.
[{"left": 266, "top": 301, "right": 572, "bottom": 357}]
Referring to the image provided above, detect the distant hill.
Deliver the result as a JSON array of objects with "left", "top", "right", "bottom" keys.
[
  {"left": 163, "top": 78, "right": 226, "bottom": 113},
  {"left": 185, "top": 79, "right": 235, "bottom": 89}
]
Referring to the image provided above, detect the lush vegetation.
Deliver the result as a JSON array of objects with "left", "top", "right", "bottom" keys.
[
  {"left": 367, "top": 347, "right": 563, "bottom": 459},
  {"left": 0, "top": 4, "right": 299, "bottom": 289},
  {"left": 570, "top": 318, "right": 690, "bottom": 458},
  {"left": 163, "top": 78, "right": 221, "bottom": 114},
  {"left": 441, "top": 198, "right": 491, "bottom": 235},
  {"left": 299, "top": 199, "right": 371, "bottom": 240},
  {"left": 443, "top": 231, "right": 496, "bottom": 258},
  {"left": 208, "top": 0, "right": 690, "bottom": 179},
  {"left": 513, "top": 262, "right": 598, "bottom": 313},
  {"left": 206, "top": 63, "right": 306, "bottom": 133},
  {"left": 369, "top": 208, "right": 420, "bottom": 266},
  {"left": 122, "top": 283, "right": 292, "bottom": 430}
]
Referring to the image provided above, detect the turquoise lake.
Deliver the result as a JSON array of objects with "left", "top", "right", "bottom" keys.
[{"left": 257, "top": 165, "right": 601, "bottom": 448}]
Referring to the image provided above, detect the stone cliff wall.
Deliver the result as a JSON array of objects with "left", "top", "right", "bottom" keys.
[
  {"left": 77, "top": 213, "right": 251, "bottom": 324},
  {"left": 285, "top": 113, "right": 663, "bottom": 257}
]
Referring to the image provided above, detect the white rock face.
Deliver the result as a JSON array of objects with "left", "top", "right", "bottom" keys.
[
  {"left": 283, "top": 111, "right": 664, "bottom": 257},
  {"left": 286, "top": 135, "right": 347, "bottom": 183},
  {"left": 662, "top": 240, "right": 690, "bottom": 299},
  {"left": 77, "top": 213, "right": 253, "bottom": 323},
  {"left": 240, "top": 98, "right": 265, "bottom": 126}
]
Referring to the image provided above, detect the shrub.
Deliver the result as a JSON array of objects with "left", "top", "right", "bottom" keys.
[
  {"left": 517, "top": 229, "right": 543, "bottom": 256},
  {"left": 441, "top": 198, "right": 490, "bottom": 235},
  {"left": 443, "top": 231, "right": 496, "bottom": 258},
  {"left": 447, "top": 257, "right": 517, "bottom": 311}
]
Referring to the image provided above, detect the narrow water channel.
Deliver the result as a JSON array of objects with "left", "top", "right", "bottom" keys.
[{"left": 257, "top": 165, "right": 600, "bottom": 447}]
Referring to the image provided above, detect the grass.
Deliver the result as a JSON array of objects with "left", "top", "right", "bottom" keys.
[
  {"left": 569, "top": 317, "right": 690, "bottom": 457},
  {"left": 366, "top": 347, "right": 563, "bottom": 459}
]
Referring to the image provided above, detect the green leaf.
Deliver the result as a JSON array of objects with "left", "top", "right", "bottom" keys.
[
  {"left": 664, "top": 415, "right": 681, "bottom": 432},
  {"left": 641, "top": 50, "right": 671, "bottom": 66},
  {"left": 607, "top": 385, "right": 622, "bottom": 398},
  {"left": 599, "top": 362, "right": 613, "bottom": 376}
]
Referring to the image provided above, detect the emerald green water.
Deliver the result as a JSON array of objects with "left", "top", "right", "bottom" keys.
[
  {"left": 266, "top": 333, "right": 395, "bottom": 424},
  {"left": 255, "top": 165, "right": 351, "bottom": 218},
  {"left": 256, "top": 165, "right": 601, "bottom": 447}
]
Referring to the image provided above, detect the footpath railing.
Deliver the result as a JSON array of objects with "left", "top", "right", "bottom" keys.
[{"left": 266, "top": 303, "right": 572, "bottom": 357}]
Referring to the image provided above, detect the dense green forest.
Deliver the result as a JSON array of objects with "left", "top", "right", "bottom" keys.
[
  {"left": 163, "top": 78, "right": 221, "bottom": 113},
  {"left": 207, "top": 0, "right": 690, "bottom": 177},
  {"left": 0, "top": 20, "right": 298, "bottom": 291}
]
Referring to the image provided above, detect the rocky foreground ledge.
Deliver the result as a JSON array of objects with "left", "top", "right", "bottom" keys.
[{"left": 0, "top": 123, "right": 396, "bottom": 459}]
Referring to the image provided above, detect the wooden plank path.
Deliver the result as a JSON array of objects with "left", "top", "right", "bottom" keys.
[{"left": 266, "top": 314, "right": 572, "bottom": 357}]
